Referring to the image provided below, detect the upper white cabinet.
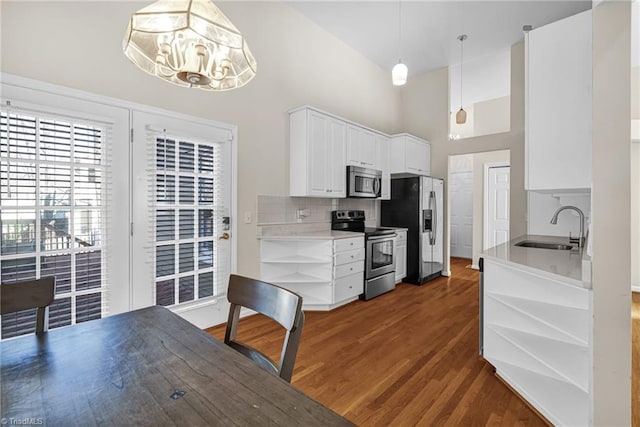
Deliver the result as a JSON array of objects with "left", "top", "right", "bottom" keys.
[
  {"left": 526, "top": 10, "right": 592, "bottom": 191},
  {"left": 290, "top": 107, "right": 346, "bottom": 197},
  {"left": 289, "top": 106, "right": 391, "bottom": 199},
  {"left": 376, "top": 133, "right": 391, "bottom": 200},
  {"left": 390, "top": 133, "right": 431, "bottom": 177},
  {"left": 346, "top": 124, "right": 377, "bottom": 168}
]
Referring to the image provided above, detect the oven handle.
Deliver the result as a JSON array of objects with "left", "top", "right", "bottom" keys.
[{"left": 367, "top": 233, "right": 397, "bottom": 241}]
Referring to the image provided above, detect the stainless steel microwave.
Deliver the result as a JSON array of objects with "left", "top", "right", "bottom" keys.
[{"left": 347, "top": 166, "right": 382, "bottom": 198}]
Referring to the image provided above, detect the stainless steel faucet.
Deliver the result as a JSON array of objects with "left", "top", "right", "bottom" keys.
[{"left": 550, "top": 206, "right": 585, "bottom": 248}]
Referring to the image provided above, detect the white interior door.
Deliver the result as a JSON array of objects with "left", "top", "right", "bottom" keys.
[
  {"left": 449, "top": 171, "right": 473, "bottom": 259},
  {"left": 485, "top": 166, "right": 510, "bottom": 250},
  {"left": 131, "top": 110, "right": 235, "bottom": 328}
]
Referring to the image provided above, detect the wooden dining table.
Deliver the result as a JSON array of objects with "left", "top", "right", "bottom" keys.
[{"left": 1, "top": 305, "right": 353, "bottom": 426}]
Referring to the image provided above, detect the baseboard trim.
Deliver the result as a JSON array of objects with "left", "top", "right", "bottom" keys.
[
  {"left": 632, "top": 285, "right": 640, "bottom": 293},
  {"left": 441, "top": 270, "right": 451, "bottom": 277},
  {"left": 471, "top": 264, "right": 479, "bottom": 270}
]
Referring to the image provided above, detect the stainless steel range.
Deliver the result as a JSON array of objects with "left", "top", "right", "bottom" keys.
[{"left": 331, "top": 210, "right": 396, "bottom": 300}]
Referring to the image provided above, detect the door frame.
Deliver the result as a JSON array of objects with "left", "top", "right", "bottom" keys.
[{"left": 483, "top": 162, "right": 510, "bottom": 251}]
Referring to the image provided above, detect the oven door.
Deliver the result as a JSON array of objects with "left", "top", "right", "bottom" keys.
[{"left": 366, "top": 234, "right": 396, "bottom": 279}]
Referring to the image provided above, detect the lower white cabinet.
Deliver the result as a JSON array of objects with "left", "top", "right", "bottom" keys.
[
  {"left": 394, "top": 230, "right": 407, "bottom": 283},
  {"left": 260, "top": 236, "right": 364, "bottom": 310},
  {"left": 482, "top": 258, "right": 592, "bottom": 426}
]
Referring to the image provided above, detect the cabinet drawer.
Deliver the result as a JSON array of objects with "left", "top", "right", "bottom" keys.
[
  {"left": 335, "top": 248, "right": 365, "bottom": 266},
  {"left": 334, "top": 237, "right": 363, "bottom": 253},
  {"left": 334, "top": 273, "right": 363, "bottom": 302},
  {"left": 334, "top": 261, "right": 364, "bottom": 278}
]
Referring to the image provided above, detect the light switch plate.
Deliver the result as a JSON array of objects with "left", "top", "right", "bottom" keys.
[{"left": 244, "top": 212, "right": 252, "bottom": 224}]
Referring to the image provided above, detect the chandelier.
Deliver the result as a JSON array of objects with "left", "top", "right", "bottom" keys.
[{"left": 123, "top": 0, "right": 257, "bottom": 91}]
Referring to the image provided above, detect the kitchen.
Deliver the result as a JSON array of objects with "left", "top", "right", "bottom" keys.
[{"left": 0, "top": 1, "right": 636, "bottom": 426}]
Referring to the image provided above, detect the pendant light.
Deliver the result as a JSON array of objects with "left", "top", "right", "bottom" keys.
[
  {"left": 392, "top": 0, "right": 407, "bottom": 86},
  {"left": 455, "top": 34, "right": 468, "bottom": 124},
  {"left": 123, "top": 0, "right": 257, "bottom": 91}
]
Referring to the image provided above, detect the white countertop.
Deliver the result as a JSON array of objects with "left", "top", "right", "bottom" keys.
[
  {"left": 482, "top": 234, "right": 591, "bottom": 289},
  {"left": 257, "top": 230, "right": 364, "bottom": 240}
]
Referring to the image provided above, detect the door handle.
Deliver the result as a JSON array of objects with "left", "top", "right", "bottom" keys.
[{"left": 219, "top": 232, "right": 230, "bottom": 240}]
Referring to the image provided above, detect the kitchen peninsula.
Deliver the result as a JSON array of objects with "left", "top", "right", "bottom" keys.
[{"left": 480, "top": 235, "right": 592, "bottom": 426}]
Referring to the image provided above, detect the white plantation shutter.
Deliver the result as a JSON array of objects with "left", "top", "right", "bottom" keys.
[
  {"left": 0, "top": 106, "right": 114, "bottom": 339},
  {"left": 144, "top": 125, "right": 230, "bottom": 307}
]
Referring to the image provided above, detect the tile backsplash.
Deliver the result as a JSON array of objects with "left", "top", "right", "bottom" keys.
[
  {"left": 256, "top": 195, "right": 378, "bottom": 229},
  {"left": 257, "top": 195, "right": 333, "bottom": 225}
]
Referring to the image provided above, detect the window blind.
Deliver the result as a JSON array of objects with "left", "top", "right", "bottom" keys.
[
  {"left": 0, "top": 107, "right": 113, "bottom": 339},
  {"left": 145, "top": 127, "right": 229, "bottom": 307}
]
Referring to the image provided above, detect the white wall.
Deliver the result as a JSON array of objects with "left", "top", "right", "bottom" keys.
[
  {"left": 0, "top": 1, "right": 400, "bottom": 282},
  {"left": 400, "top": 42, "right": 527, "bottom": 276},
  {"left": 473, "top": 96, "right": 510, "bottom": 137},
  {"left": 528, "top": 192, "right": 591, "bottom": 238},
  {"left": 632, "top": 0, "right": 640, "bottom": 291},
  {"left": 632, "top": 143, "right": 640, "bottom": 291},
  {"left": 591, "top": 1, "right": 631, "bottom": 424}
]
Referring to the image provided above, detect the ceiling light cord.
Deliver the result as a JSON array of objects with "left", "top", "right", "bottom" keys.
[
  {"left": 398, "top": 0, "right": 402, "bottom": 61},
  {"left": 459, "top": 38, "right": 463, "bottom": 108},
  {"left": 391, "top": 0, "right": 408, "bottom": 85}
]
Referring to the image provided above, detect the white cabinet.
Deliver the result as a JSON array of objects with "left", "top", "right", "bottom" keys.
[
  {"left": 260, "top": 236, "right": 364, "bottom": 310},
  {"left": 394, "top": 230, "right": 407, "bottom": 283},
  {"left": 482, "top": 257, "right": 592, "bottom": 426},
  {"left": 390, "top": 133, "right": 431, "bottom": 177},
  {"left": 333, "top": 237, "right": 365, "bottom": 303},
  {"left": 290, "top": 107, "right": 346, "bottom": 197},
  {"left": 376, "top": 134, "right": 391, "bottom": 200},
  {"left": 526, "top": 10, "right": 592, "bottom": 191},
  {"left": 346, "top": 124, "right": 377, "bottom": 168}
]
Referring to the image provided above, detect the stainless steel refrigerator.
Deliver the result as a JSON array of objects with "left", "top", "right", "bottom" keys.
[{"left": 381, "top": 176, "right": 444, "bottom": 284}]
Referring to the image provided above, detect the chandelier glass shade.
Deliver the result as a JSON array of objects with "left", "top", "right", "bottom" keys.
[{"left": 123, "top": 0, "right": 257, "bottom": 91}]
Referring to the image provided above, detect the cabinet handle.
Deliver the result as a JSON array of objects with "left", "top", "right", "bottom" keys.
[
  {"left": 349, "top": 267, "right": 353, "bottom": 271},
  {"left": 350, "top": 255, "right": 354, "bottom": 258}
]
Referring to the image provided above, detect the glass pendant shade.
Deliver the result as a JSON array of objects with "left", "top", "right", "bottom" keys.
[
  {"left": 392, "top": 62, "right": 408, "bottom": 86},
  {"left": 123, "top": 0, "right": 257, "bottom": 91},
  {"left": 456, "top": 108, "right": 467, "bottom": 124}
]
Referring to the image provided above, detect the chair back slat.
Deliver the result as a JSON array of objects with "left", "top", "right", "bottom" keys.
[
  {"left": 227, "top": 275, "right": 301, "bottom": 330},
  {"left": 1, "top": 277, "right": 56, "bottom": 335},
  {"left": 224, "top": 274, "right": 304, "bottom": 382}
]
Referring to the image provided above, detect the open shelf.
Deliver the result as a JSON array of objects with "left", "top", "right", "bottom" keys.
[
  {"left": 261, "top": 254, "right": 332, "bottom": 264},
  {"left": 486, "top": 293, "right": 589, "bottom": 346},
  {"left": 265, "top": 272, "right": 331, "bottom": 284}
]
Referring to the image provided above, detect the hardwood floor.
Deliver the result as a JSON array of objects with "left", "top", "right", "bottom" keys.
[
  {"left": 207, "top": 257, "right": 547, "bottom": 426},
  {"left": 633, "top": 292, "right": 640, "bottom": 427}
]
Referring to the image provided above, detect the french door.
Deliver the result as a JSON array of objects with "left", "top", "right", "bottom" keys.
[{"left": 131, "top": 111, "right": 234, "bottom": 327}]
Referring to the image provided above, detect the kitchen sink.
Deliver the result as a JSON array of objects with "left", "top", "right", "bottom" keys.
[{"left": 514, "top": 240, "right": 574, "bottom": 250}]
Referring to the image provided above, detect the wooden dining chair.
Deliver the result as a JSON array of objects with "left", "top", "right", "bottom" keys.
[
  {"left": 1, "top": 277, "right": 56, "bottom": 335},
  {"left": 224, "top": 274, "right": 304, "bottom": 383}
]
